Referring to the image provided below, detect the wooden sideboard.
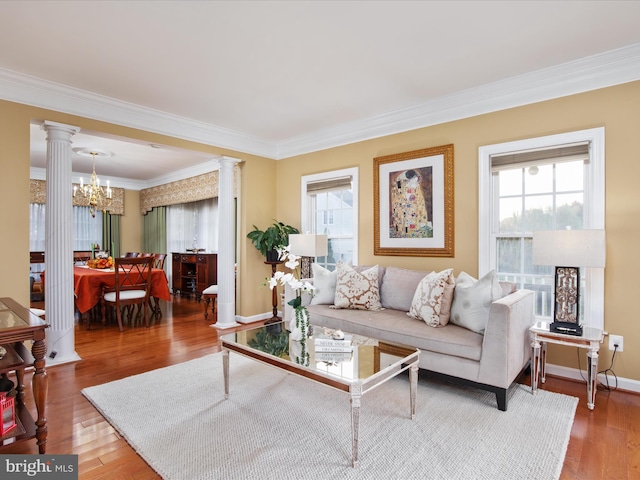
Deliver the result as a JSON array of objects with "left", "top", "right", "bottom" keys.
[{"left": 171, "top": 252, "right": 217, "bottom": 300}]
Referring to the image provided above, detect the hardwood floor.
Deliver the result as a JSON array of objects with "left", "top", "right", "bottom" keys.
[{"left": 3, "top": 296, "right": 638, "bottom": 479}]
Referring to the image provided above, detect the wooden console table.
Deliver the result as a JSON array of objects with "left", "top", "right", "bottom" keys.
[
  {"left": 171, "top": 252, "right": 218, "bottom": 300},
  {"left": 0, "top": 297, "right": 48, "bottom": 453}
]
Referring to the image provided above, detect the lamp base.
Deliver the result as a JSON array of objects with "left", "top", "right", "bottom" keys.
[{"left": 550, "top": 321, "right": 583, "bottom": 336}]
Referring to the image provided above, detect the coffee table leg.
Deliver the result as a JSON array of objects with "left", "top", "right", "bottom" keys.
[
  {"left": 409, "top": 362, "right": 418, "bottom": 419},
  {"left": 350, "top": 384, "right": 362, "bottom": 468},
  {"left": 222, "top": 349, "right": 229, "bottom": 399}
]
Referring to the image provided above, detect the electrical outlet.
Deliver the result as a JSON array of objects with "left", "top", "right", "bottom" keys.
[{"left": 609, "top": 334, "right": 624, "bottom": 352}]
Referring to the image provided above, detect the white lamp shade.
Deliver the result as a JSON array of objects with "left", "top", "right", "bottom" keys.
[
  {"left": 289, "top": 234, "right": 328, "bottom": 257},
  {"left": 532, "top": 229, "right": 606, "bottom": 268}
]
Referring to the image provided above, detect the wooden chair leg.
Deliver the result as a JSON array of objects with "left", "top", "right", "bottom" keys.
[{"left": 115, "top": 305, "right": 124, "bottom": 332}]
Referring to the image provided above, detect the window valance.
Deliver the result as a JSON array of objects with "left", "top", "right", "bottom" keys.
[
  {"left": 30, "top": 179, "right": 125, "bottom": 215},
  {"left": 139, "top": 168, "right": 238, "bottom": 214}
]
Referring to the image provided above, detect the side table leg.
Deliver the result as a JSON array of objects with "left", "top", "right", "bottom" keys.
[
  {"left": 350, "top": 384, "right": 362, "bottom": 468},
  {"left": 586, "top": 349, "right": 599, "bottom": 410},
  {"left": 31, "top": 335, "right": 48, "bottom": 454},
  {"left": 540, "top": 342, "right": 547, "bottom": 384},
  {"left": 409, "top": 362, "right": 418, "bottom": 419},
  {"left": 222, "top": 349, "right": 229, "bottom": 399},
  {"left": 531, "top": 338, "right": 541, "bottom": 394}
]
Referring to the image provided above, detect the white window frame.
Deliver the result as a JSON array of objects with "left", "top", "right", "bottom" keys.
[
  {"left": 301, "top": 167, "right": 359, "bottom": 265},
  {"left": 478, "top": 127, "right": 605, "bottom": 329}
]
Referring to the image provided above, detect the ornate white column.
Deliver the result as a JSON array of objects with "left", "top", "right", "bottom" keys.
[
  {"left": 43, "top": 121, "right": 81, "bottom": 365},
  {"left": 212, "top": 156, "right": 240, "bottom": 330}
]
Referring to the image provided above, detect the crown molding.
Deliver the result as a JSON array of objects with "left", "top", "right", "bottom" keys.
[
  {"left": 0, "top": 67, "right": 276, "bottom": 159},
  {"left": 276, "top": 42, "right": 640, "bottom": 159},
  {"left": 31, "top": 156, "right": 223, "bottom": 191},
  {"left": 6, "top": 43, "right": 640, "bottom": 162}
]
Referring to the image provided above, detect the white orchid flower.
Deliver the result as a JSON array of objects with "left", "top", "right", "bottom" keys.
[{"left": 284, "top": 258, "right": 299, "bottom": 270}]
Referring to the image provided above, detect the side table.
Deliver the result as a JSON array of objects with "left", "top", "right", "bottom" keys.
[
  {"left": 530, "top": 321, "right": 604, "bottom": 410},
  {"left": 0, "top": 297, "right": 48, "bottom": 453}
]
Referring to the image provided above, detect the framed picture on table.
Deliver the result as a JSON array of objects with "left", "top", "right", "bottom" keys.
[{"left": 374, "top": 144, "right": 454, "bottom": 257}]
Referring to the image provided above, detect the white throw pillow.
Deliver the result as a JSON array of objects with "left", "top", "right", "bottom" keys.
[
  {"left": 309, "top": 263, "right": 337, "bottom": 305},
  {"left": 407, "top": 269, "right": 455, "bottom": 327},
  {"left": 450, "top": 271, "right": 504, "bottom": 334},
  {"left": 332, "top": 263, "right": 383, "bottom": 311}
]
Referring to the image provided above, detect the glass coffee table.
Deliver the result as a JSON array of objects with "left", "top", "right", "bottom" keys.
[{"left": 221, "top": 321, "right": 420, "bottom": 467}]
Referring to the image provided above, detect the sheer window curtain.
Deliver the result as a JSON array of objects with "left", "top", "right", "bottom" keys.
[
  {"left": 30, "top": 204, "right": 103, "bottom": 251},
  {"left": 30, "top": 204, "right": 103, "bottom": 283},
  {"left": 166, "top": 198, "right": 218, "bottom": 286}
]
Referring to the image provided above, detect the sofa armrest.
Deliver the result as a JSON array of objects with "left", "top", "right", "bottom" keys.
[
  {"left": 477, "top": 289, "right": 535, "bottom": 388},
  {"left": 283, "top": 278, "right": 314, "bottom": 324}
]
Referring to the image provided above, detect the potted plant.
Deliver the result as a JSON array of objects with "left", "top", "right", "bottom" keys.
[{"left": 247, "top": 221, "right": 299, "bottom": 262}]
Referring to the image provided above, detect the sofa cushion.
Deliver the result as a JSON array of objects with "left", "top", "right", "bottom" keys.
[
  {"left": 380, "top": 266, "right": 431, "bottom": 311},
  {"left": 333, "top": 263, "right": 383, "bottom": 311},
  {"left": 309, "top": 263, "right": 337, "bottom": 305},
  {"left": 307, "top": 304, "right": 483, "bottom": 362},
  {"left": 407, "top": 268, "right": 455, "bottom": 327},
  {"left": 450, "top": 271, "right": 504, "bottom": 334}
]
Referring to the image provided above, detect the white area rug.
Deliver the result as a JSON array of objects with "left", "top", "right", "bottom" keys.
[{"left": 82, "top": 354, "right": 577, "bottom": 480}]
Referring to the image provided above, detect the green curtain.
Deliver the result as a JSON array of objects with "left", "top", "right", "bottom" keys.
[
  {"left": 143, "top": 206, "right": 167, "bottom": 260},
  {"left": 102, "top": 212, "right": 121, "bottom": 257}
]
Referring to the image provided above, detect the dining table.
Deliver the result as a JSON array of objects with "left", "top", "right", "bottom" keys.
[{"left": 41, "top": 266, "right": 172, "bottom": 316}]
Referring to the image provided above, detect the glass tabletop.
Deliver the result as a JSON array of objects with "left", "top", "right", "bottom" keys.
[
  {"left": 0, "top": 298, "right": 47, "bottom": 331},
  {"left": 221, "top": 321, "right": 419, "bottom": 384}
]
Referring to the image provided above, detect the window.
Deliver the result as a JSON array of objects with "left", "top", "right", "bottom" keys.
[
  {"left": 30, "top": 204, "right": 103, "bottom": 251},
  {"left": 301, "top": 167, "right": 358, "bottom": 270},
  {"left": 479, "top": 128, "right": 605, "bottom": 329},
  {"left": 166, "top": 198, "right": 219, "bottom": 284}
]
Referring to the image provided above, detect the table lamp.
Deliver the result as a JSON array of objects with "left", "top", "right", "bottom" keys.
[
  {"left": 289, "top": 234, "right": 328, "bottom": 279},
  {"left": 532, "top": 229, "right": 606, "bottom": 336}
]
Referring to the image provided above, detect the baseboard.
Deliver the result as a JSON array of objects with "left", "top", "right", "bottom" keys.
[
  {"left": 236, "top": 311, "right": 280, "bottom": 324},
  {"left": 545, "top": 363, "right": 640, "bottom": 394}
]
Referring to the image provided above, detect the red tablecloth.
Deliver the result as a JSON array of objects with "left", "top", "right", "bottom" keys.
[{"left": 43, "top": 267, "right": 171, "bottom": 313}]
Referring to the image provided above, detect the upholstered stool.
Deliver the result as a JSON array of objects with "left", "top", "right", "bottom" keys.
[
  {"left": 29, "top": 308, "right": 46, "bottom": 318},
  {"left": 203, "top": 285, "right": 218, "bottom": 320}
]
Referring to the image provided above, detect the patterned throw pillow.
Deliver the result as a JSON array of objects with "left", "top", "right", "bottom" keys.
[
  {"left": 332, "top": 263, "right": 383, "bottom": 311},
  {"left": 449, "top": 270, "right": 505, "bottom": 334},
  {"left": 407, "top": 269, "right": 455, "bottom": 327}
]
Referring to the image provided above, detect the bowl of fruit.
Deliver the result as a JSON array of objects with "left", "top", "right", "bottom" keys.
[{"left": 87, "top": 254, "right": 114, "bottom": 269}]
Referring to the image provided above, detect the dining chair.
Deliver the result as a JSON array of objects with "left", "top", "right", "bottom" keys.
[
  {"left": 149, "top": 253, "right": 168, "bottom": 318},
  {"left": 73, "top": 251, "right": 92, "bottom": 265},
  {"left": 137, "top": 252, "right": 154, "bottom": 258},
  {"left": 124, "top": 252, "right": 138, "bottom": 258},
  {"left": 153, "top": 253, "right": 167, "bottom": 269},
  {"left": 102, "top": 256, "right": 154, "bottom": 332}
]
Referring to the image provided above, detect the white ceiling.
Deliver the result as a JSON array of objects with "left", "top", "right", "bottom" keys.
[{"left": 2, "top": 1, "right": 640, "bottom": 184}]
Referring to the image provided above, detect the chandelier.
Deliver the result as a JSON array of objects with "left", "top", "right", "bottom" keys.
[{"left": 73, "top": 149, "right": 113, "bottom": 217}]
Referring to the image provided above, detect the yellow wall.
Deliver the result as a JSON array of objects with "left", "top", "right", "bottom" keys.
[
  {"left": 0, "top": 100, "right": 277, "bottom": 316},
  {"left": 120, "top": 189, "right": 142, "bottom": 253},
  {"left": 3, "top": 79, "right": 639, "bottom": 382},
  {"left": 276, "top": 81, "right": 640, "bottom": 382}
]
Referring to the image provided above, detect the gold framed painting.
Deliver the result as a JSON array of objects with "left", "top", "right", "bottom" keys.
[{"left": 374, "top": 144, "right": 454, "bottom": 257}]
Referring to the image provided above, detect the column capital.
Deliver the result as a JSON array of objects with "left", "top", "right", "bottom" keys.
[{"left": 42, "top": 120, "right": 80, "bottom": 141}]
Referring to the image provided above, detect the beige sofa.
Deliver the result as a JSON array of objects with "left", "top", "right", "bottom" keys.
[{"left": 284, "top": 265, "right": 534, "bottom": 411}]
